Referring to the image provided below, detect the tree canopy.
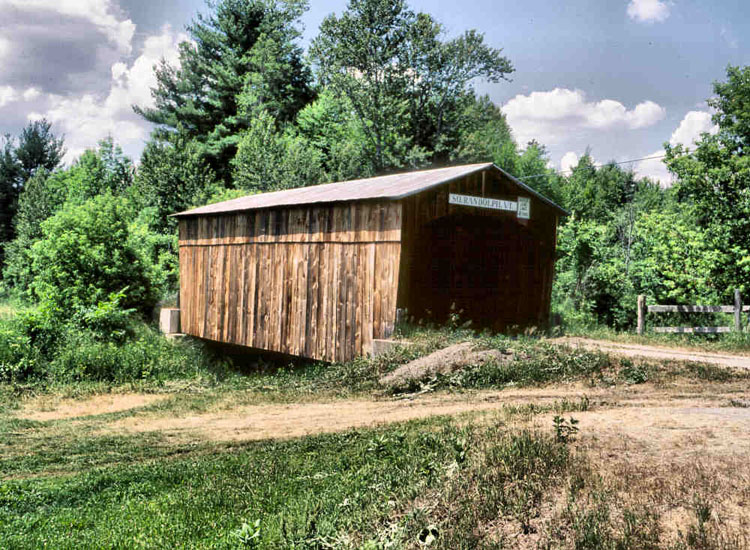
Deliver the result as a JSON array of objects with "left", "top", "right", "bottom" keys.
[
  {"left": 135, "top": 0, "right": 313, "bottom": 180},
  {"left": 310, "top": 0, "right": 513, "bottom": 172}
]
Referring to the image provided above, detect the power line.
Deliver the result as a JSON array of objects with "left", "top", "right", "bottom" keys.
[{"left": 519, "top": 153, "right": 667, "bottom": 180}]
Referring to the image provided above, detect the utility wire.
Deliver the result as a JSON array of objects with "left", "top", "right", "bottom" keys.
[{"left": 519, "top": 153, "right": 667, "bottom": 180}]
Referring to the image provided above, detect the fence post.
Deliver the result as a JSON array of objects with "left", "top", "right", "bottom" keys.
[
  {"left": 735, "top": 289, "right": 743, "bottom": 333},
  {"left": 637, "top": 295, "right": 646, "bottom": 336}
]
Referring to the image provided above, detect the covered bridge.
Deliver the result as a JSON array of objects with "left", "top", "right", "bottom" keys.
[{"left": 174, "top": 163, "right": 567, "bottom": 362}]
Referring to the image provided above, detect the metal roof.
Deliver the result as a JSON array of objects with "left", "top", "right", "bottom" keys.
[{"left": 174, "top": 163, "right": 568, "bottom": 217}]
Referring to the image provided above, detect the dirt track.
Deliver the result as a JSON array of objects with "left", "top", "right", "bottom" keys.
[
  {"left": 17, "top": 383, "right": 737, "bottom": 452},
  {"left": 554, "top": 337, "right": 750, "bottom": 370}
]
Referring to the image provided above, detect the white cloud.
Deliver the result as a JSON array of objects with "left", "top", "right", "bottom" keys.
[
  {"left": 33, "top": 25, "right": 186, "bottom": 162},
  {"left": 22, "top": 88, "right": 41, "bottom": 101},
  {"left": 0, "top": 85, "right": 44, "bottom": 107},
  {"left": 0, "top": 86, "right": 16, "bottom": 108},
  {"left": 627, "top": 0, "right": 671, "bottom": 23},
  {"left": 1, "top": 0, "right": 135, "bottom": 54},
  {"left": 0, "top": 36, "right": 9, "bottom": 60},
  {"left": 502, "top": 88, "right": 666, "bottom": 146},
  {"left": 560, "top": 152, "right": 579, "bottom": 172},
  {"left": 636, "top": 150, "right": 672, "bottom": 185},
  {"left": 635, "top": 111, "right": 719, "bottom": 185},
  {"left": 668, "top": 111, "right": 717, "bottom": 147}
]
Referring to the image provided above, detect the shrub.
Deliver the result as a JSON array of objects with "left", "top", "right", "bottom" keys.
[
  {"left": 0, "top": 318, "right": 43, "bottom": 383},
  {"left": 49, "top": 324, "right": 215, "bottom": 383},
  {"left": 28, "top": 193, "right": 160, "bottom": 316}
]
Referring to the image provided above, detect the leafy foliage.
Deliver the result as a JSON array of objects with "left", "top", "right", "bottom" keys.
[
  {"left": 232, "top": 108, "right": 324, "bottom": 192},
  {"left": 132, "top": 138, "right": 218, "bottom": 232},
  {"left": 310, "top": 0, "right": 513, "bottom": 172},
  {"left": 26, "top": 195, "right": 159, "bottom": 321},
  {"left": 0, "top": 119, "right": 64, "bottom": 266},
  {"left": 666, "top": 65, "right": 750, "bottom": 300},
  {"left": 135, "top": 0, "right": 313, "bottom": 180}
]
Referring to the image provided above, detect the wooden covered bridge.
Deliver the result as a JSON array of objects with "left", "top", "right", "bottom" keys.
[{"left": 174, "top": 163, "right": 567, "bottom": 362}]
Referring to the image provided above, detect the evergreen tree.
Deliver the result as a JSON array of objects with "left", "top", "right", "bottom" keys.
[
  {"left": 135, "top": 0, "right": 313, "bottom": 181},
  {"left": 15, "top": 119, "right": 65, "bottom": 182},
  {"left": 0, "top": 120, "right": 64, "bottom": 269}
]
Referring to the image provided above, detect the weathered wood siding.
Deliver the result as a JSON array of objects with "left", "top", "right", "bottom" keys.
[
  {"left": 398, "top": 170, "right": 558, "bottom": 329},
  {"left": 178, "top": 202, "right": 402, "bottom": 362}
]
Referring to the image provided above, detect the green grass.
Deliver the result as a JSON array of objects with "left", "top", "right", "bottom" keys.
[
  {"left": 1, "top": 410, "right": 742, "bottom": 549},
  {"left": 1, "top": 327, "right": 747, "bottom": 548},
  {"left": 0, "top": 415, "right": 480, "bottom": 549}
]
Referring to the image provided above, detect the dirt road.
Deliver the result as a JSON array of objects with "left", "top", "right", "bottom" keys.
[
  {"left": 554, "top": 337, "right": 750, "bottom": 370},
  {"left": 19, "top": 382, "right": 748, "bottom": 454}
]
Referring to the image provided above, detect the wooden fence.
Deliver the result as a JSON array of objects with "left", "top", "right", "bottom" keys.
[{"left": 637, "top": 290, "right": 750, "bottom": 335}]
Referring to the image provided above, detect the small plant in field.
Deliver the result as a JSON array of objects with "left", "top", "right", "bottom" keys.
[
  {"left": 620, "top": 359, "right": 649, "bottom": 384},
  {"left": 234, "top": 519, "right": 262, "bottom": 547},
  {"left": 417, "top": 524, "right": 439, "bottom": 546},
  {"left": 553, "top": 415, "right": 580, "bottom": 444}
]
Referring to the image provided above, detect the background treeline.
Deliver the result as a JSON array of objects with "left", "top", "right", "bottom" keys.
[{"left": 0, "top": 0, "right": 748, "bottom": 384}]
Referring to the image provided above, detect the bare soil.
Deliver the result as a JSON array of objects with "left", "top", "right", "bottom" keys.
[
  {"left": 555, "top": 336, "right": 750, "bottom": 369},
  {"left": 96, "top": 382, "right": 750, "bottom": 447},
  {"left": 21, "top": 393, "right": 169, "bottom": 421}
]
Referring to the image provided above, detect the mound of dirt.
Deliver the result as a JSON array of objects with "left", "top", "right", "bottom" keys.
[{"left": 379, "top": 342, "right": 512, "bottom": 388}]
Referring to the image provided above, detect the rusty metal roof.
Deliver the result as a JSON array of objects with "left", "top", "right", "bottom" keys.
[{"left": 174, "top": 163, "right": 567, "bottom": 217}]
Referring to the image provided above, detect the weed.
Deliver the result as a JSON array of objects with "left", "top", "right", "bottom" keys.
[
  {"left": 620, "top": 359, "right": 650, "bottom": 384},
  {"left": 553, "top": 415, "right": 580, "bottom": 443}
]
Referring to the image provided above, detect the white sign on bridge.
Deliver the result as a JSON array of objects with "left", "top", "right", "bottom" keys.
[{"left": 449, "top": 193, "right": 531, "bottom": 219}]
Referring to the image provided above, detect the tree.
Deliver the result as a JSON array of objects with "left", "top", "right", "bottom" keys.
[
  {"left": 561, "top": 154, "right": 633, "bottom": 222},
  {"left": 451, "top": 94, "right": 518, "bottom": 173},
  {"left": 133, "top": 138, "right": 218, "bottom": 232},
  {"left": 0, "top": 136, "right": 22, "bottom": 252},
  {"left": 15, "top": 119, "right": 65, "bottom": 182},
  {"left": 0, "top": 120, "right": 64, "bottom": 267},
  {"left": 64, "top": 138, "right": 133, "bottom": 203},
  {"left": 310, "top": 0, "right": 513, "bottom": 172},
  {"left": 232, "top": 109, "right": 323, "bottom": 192},
  {"left": 2, "top": 170, "right": 66, "bottom": 292},
  {"left": 135, "top": 0, "right": 313, "bottom": 180},
  {"left": 29, "top": 195, "right": 159, "bottom": 316},
  {"left": 295, "top": 88, "right": 376, "bottom": 181},
  {"left": 3, "top": 139, "right": 134, "bottom": 293},
  {"left": 665, "top": 65, "right": 750, "bottom": 298}
]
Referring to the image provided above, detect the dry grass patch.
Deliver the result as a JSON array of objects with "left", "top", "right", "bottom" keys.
[{"left": 20, "top": 392, "right": 170, "bottom": 421}]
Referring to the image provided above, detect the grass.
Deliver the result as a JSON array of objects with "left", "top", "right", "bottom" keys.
[
  {"left": 1, "top": 408, "right": 746, "bottom": 549},
  {"left": 5, "top": 325, "right": 748, "bottom": 425},
  {"left": 1, "top": 327, "right": 748, "bottom": 548}
]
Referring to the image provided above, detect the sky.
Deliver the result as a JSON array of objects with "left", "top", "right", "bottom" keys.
[{"left": 0, "top": 0, "right": 746, "bottom": 184}]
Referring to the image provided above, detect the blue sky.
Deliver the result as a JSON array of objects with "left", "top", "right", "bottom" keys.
[{"left": 0, "top": 0, "right": 746, "bottom": 183}]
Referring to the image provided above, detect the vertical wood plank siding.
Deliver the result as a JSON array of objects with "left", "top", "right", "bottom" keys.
[
  {"left": 178, "top": 202, "right": 402, "bottom": 362},
  {"left": 398, "top": 171, "right": 558, "bottom": 330}
]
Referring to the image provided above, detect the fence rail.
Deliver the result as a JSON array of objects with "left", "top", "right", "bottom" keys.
[{"left": 637, "top": 290, "right": 746, "bottom": 335}]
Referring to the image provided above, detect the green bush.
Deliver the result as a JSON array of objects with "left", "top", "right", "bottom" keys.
[
  {"left": 0, "top": 318, "right": 42, "bottom": 382},
  {"left": 0, "top": 298, "right": 218, "bottom": 385},
  {"left": 49, "top": 324, "right": 212, "bottom": 383},
  {"left": 28, "top": 194, "right": 161, "bottom": 316}
]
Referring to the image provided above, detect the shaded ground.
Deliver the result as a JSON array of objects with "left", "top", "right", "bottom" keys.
[{"left": 555, "top": 336, "right": 750, "bottom": 369}]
